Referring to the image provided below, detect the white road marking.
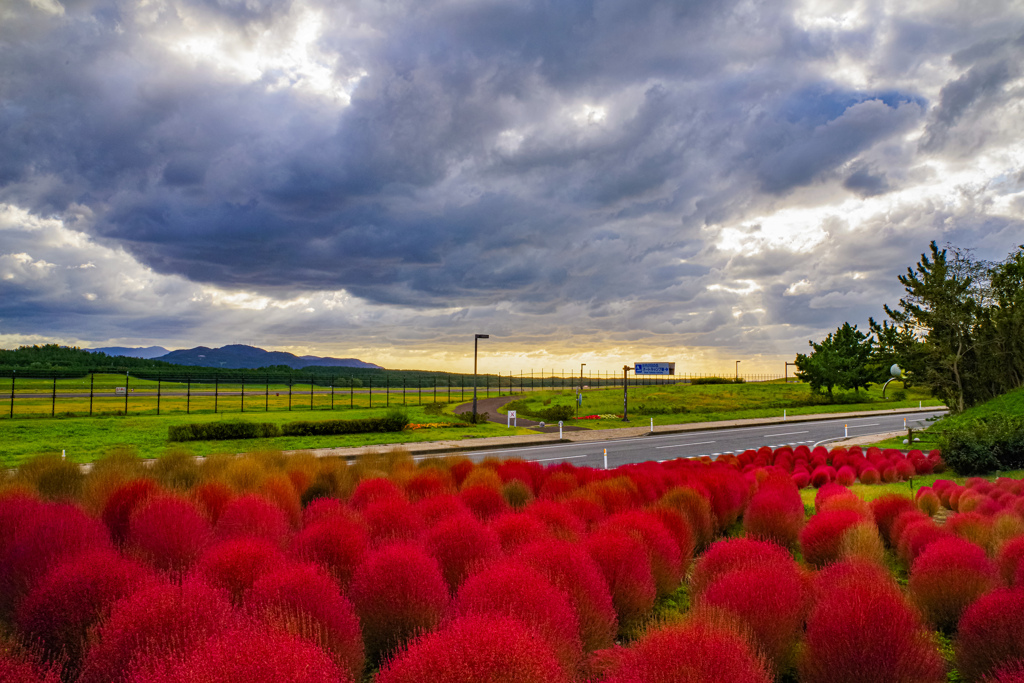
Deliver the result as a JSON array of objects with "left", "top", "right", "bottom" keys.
[
  {"left": 655, "top": 441, "right": 717, "bottom": 449},
  {"left": 763, "top": 431, "right": 809, "bottom": 437},
  {"left": 530, "top": 454, "right": 592, "bottom": 463}
]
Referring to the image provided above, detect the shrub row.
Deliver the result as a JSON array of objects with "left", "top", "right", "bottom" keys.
[
  {"left": 939, "top": 414, "right": 1024, "bottom": 475},
  {"left": 169, "top": 410, "right": 410, "bottom": 442}
]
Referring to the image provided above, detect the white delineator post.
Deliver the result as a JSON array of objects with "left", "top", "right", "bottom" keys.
[
  {"left": 845, "top": 424, "right": 848, "bottom": 438},
  {"left": 650, "top": 418, "right": 653, "bottom": 432},
  {"left": 559, "top": 421, "right": 563, "bottom": 439},
  {"left": 603, "top": 448, "right": 608, "bottom": 470}
]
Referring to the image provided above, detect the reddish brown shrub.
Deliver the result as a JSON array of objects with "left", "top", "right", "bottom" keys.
[
  {"left": 78, "top": 578, "right": 238, "bottom": 683},
  {"left": 405, "top": 469, "right": 454, "bottom": 501},
  {"left": 859, "top": 467, "right": 880, "bottom": 485},
  {"left": 539, "top": 472, "right": 580, "bottom": 500},
  {"left": 102, "top": 479, "right": 160, "bottom": 545},
  {"left": 290, "top": 515, "right": 368, "bottom": 590},
  {"left": 519, "top": 538, "right": 618, "bottom": 653},
  {"left": 459, "top": 484, "right": 510, "bottom": 520},
  {"left": 0, "top": 650, "right": 59, "bottom": 683},
  {"left": 348, "top": 542, "right": 449, "bottom": 663},
  {"left": 213, "top": 493, "right": 291, "bottom": 548},
  {"left": 584, "top": 529, "right": 656, "bottom": 631},
  {"left": 489, "top": 511, "right": 554, "bottom": 552},
  {"left": 917, "top": 489, "right": 941, "bottom": 516},
  {"left": 349, "top": 477, "right": 405, "bottom": 510},
  {"left": 743, "top": 490, "right": 804, "bottom": 549},
  {"left": 800, "top": 575, "right": 944, "bottom": 683},
  {"left": 956, "top": 588, "right": 1024, "bottom": 682},
  {"left": 898, "top": 519, "right": 953, "bottom": 567},
  {"left": 414, "top": 493, "right": 471, "bottom": 526},
  {"left": 563, "top": 494, "right": 608, "bottom": 531},
  {"left": 800, "top": 509, "right": 866, "bottom": 568},
  {"left": 125, "top": 494, "right": 211, "bottom": 577},
  {"left": 983, "top": 662, "right": 1024, "bottom": 683},
  {"left": 997, "top": 536, "right": 1024, "bottom": 585},
  {"left": 525, "top": 500, "right": 587, "bottom": 541},
  {"left": 659, "top": 486, "right": 716, "bottom": 550},
  {"left": 450, "top": 559, "right": 583, "bottom": 673},
  {"left": 599, "top": 510, "right": 682, "bottom": 597},
  {"left": 422, "top": 513, "right": 501, "bottom": 593},
  {"left": 376, "top": 613, "right": 570, "bottom": 683},
  {"left": 246, "top": 562, "right": 364, "bottom": 681},
  {"left": 261, "top": 473, "right": 302, "bottom": 528},
  {"left": 909, "top": 536, "right": 997, "bottom": 631},
  {"left": 836, "top": 466, "right": 856, "bottom": 486},
  {"left": 689, "top": 536, "right": 795, "bottom": 599},
  {"left": 947, "top": 512, "right": 994, "bottom": 549},
  {"left": 191, "top": 481, "right": 233, "bottom": 524},
  {"left": 362, "top": 497, "right": 425, "bottom": 546},
  {"left": 598, "top": 610, "right": 771, "bottom": 683},
  {"left": 190, "top": 537, "right": 286, "bottom": 604}
]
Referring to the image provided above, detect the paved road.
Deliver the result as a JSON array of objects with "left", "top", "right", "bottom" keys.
[{"left": 419, "top": 410, "right": 946, "bottom": 469}]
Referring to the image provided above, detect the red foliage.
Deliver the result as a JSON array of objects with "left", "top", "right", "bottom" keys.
[
  {"left": 956, "top": 588, "right": 1024, "bottom": 683},
  {"left": 414, "top": 493, "right": 471, "bottom": 526},
  {"left": 15, "top": 549, "right": 157, "bottom": 671},
  {"left": 518, "top": 538, "right": 618, "bottom": 653},
  {"left": 422, "top": 513, "right": 501, "bottom": 593},
  {"left": 78, "top": 578, "right": 238, "bottom": 683},
  {"left": 811, "top": 466, "right": 835, "bottom": 488},
  {"left": 648, "top": 506, "right": 696, "bottom": 561},
  {"left": 792, "top": 470, "right": 811, "bottom": 488},
  {"left": 246, "top": 562, "right": 364, "bottom": 681},
  {"left": 349, "top": 477, "right": 406, "bottom": 510},
  {"left": 563, "top": 495, "right": 608, "bottom": 531},
  {"left": 450, "top": 559, "right": 583, "bottom": 673},
  {"left": 658, "top": 486, "right": 715, "bottom": 550},
  {"left": 0, "top": 651, "right": 59, "bottom": 683},
  {"left": 128, "top": 622, "right": 348, "bottom": 683},
  {"left": 489, "top": 512, "right": 554, "bottom": 552},
  {"left": 191, "top": 481, "right": 233, "bottom": 524},
  {"left": 348, "top": 542, "right": 450, "bottom": 662},
  {"left": 946, "top": 511, "right": 993, "bottom": 548},
  {"left": 525, "top": 500, "right": 587, "bottom": 541},
  {"left": 984, "top": 663, "right": 1024, "bottom": 683},
  {"left": 362, "top": 497, "right": 425, "bottom": 546},
  {"left": 459, "top": 484, "right": 510, "bottom": 521},
  {"left": 376, "top": 614, "right": 570, "bottom": 683},
  {"left": 301, "top": 497, "right": 349, "bottom": 526},
  {"left": 102, "top": 479, "right": 160, "bottom": 544},
  {"left": 799, "top": 509, "right": 865, "bottom": 568},
  {"left": 599, "top": 510, "right": 683, "bottom": 597},
  {"left": 836, "top": 466, "right": 856, "bottom": 486},
  {"left": 261, "top": 474, "right": 302, "bottom": 528},
  {"left": 213, "top": 494, "right": 291, "bottom": 548},
  {"left": 917, "top": 489, "right": 941, "bottom": 516},
  {"left": 584, "top": 529, "right": 656, "bottom": 631},
  {"left": 190, "top": 537, "right": 287, "bottom": 604},
  {"left": 996, "top": 535, "right": 1024, "bottom": 586},
  {"left": 696, "top": 562, "right": 808, "bottom": 673},
  {"left": 539, "top": 471, "right": 580, "bottom": 500},
  {"left": 689, "top": 536, "right": 795, "bottom": 599},
  {"left": 597, "top": 610, "right": 772, "bottom": 683},
  {"left": 859, "top": 467, "right": 880, "bottom": 485},
  {"left": 909, "top": 536, "right": 997, "bottom": 631},
  {"left": 290, "top": 515, "right": 369, "bottom": 590},
  {"left": 405, "top": 469, "right": 454, "bottom": 501},
  {"left": 898, "top": 519, "right": 953, "bottom": 567},
  {"left": 799, "top": 573, "right": 944, "bottom": 683},
  {"left": 743, "top": 490, "right": 804, "bottom": 549},
  {"left": 889, "top": 509, "right": 931, "bottom": 548}
]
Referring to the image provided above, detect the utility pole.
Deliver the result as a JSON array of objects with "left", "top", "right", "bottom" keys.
[
  {"left": 578, "top": 363, "right": 586, "bottom": 419},
  {"left": 472, "top": 334, "right": 489, "bottom": 422},
  {"left": 622, "top": 365, "right": 632, "bottom": 421}
]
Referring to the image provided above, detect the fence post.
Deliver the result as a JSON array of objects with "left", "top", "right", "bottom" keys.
[
  {"left": 368, "top": 377, "right": 372, "bottom": 408},
  {"left": 187, "top": 376, "right": 191, "bottom": 414},
  {"left": 331, "top": 377, "right": 334, "bottom": 410},
  {"left": 403, "top": 378, "right": 406, "bottom": 406},
  {"left": 350, "top": 377, "right": 354, "bottom": 409},
  {"left": 240, "top": 376, "right": 245, "bottom": 413},
  {"left": 214, "top": 376, "right": 219, "bottom": 413},
  {"left": 387, "top": 375, "right": 390, "bottom": 407},
  {"left": 157, "top": 376, "right": 161, "bottom": 415},
  {"left": 310, "top": 376, "right": 314, "bottom": 411},
  {"left": 51, "top": 376, "right": 56, "bottom": 417},
  {"left": 89, "top": 372, "right": 93, "bottom": 416},
  {"left": 265, "top": 374, "right": 269, "bottom": 412},
  {"left": 124, "top": 372, "right": 129, "bottom": 415},
  {"left": 288, "top": 377, "right": 293, "bottom": 411}
]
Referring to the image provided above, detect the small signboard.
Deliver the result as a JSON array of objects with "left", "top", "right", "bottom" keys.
[
  {"left": 115, "top": 387, "right": 127, "bottom": 395},
  {"left": 634, "top": 362, "right": 675, "bottom": 375}
]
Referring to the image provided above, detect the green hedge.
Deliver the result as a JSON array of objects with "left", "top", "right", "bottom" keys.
[
  {"left": 169, "top": 409, "right": 410, "bottom": 442},
  {"left": 938, "top": 414, "right": 1024, "bottom": 475}
]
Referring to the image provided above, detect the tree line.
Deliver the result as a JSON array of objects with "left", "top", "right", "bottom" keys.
[{"left": 796, "top": 242, "right": 1024, "bottom": 413}]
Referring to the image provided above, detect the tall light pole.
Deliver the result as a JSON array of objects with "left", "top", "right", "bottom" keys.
[
  {"left": 735, "top": 360, "right": 741, "bottom": 383},
  {"left": 472, "top": 334, "right": 489, "bottom": 422},
  {"left": 578, "top": 363, "right": 586, "bottom": 419},
  {"left": 622, "top": 365, "right": 632, "bottom": 421}
]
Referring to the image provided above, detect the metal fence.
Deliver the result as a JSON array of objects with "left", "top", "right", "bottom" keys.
[{"left": 0, "top": 370, "right": 784, "bottom": 419}]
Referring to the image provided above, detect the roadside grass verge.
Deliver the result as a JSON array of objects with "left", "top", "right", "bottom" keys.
[{"left": 797, "top": 470, "right": 1024, "bottom": 508}]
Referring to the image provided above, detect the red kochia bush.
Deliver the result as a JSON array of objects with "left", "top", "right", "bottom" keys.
[
  {"left": 983, "top": 663, "right": 1024, "bottom": 683},
  {"left": 376, "top": 614, "right": 570, "bottom": 683},
  {"left": 128, "top": 623, "right": 349, "bottom": 683},
  {"left": 127, "top": 493, "right": 211, "bottom": 577},
  {"left": 348, "top": 542, "right": 450, "bottom": 663},
  {"left": 599, "top": 510, "right": 683, "bottom": 598},
  {"left": 422, "top": 512, "right": 501, "bottom": 593},
  {"left": 450, "top": 560, "right": 583, "bottom": 673},
  {"left": 415, "top": 494, "right": 471, "bottom": 526},
  {"left": 870, "top": 494, "right": 917, "bottom": 547},
  {"left": 799, "top": 575, "right": 944, "bottom": 683},
  {"left": 584, "top": 529, "right": 656, "bottom": 631},
  {"left": 290, "top": 515, "right": 369, "bottom": 590},
  {"left": 997, "top": 536, "right": 1024, "bottom": 586},
  {"left": 909, "top": 536, "right": 997, "bottom": 631},
  {"left": 519, "top": 539, "right": 618, "bottom": 653},
  {"left": 15, "top": 549, "right": 156, "bottom": 671},
  {"left": 659, "top": 486, "right": 716, "bottom": 550},
  {"left": 597, "top": 610, "right": 772, "bottom": 683},
  {"left": 0, "top": 651, "right": 59, "bottom": 683},
  {"left": 190, "top": 537, "right": 287, "bottom": 604},
  {"left": 362, "top": 497, "right": 425, "bottom": 546},
  {"left": 349, "top": 477, "right": 405, "bottom": 510},
  {"left": 246, "top": 562, "right": 364, "bottom": 681},
  {"left": 525, "top": 500, "right": 587, "bottom": 541},
  {"left": 689, "top": 537, "right": 795, "bottom": 599},
  {"left": 102, "top": 479, "right": 160, "bottom": 545},
  {"left": 192, "top": 481, "right": 234, "bottom": 523},
  {"left": 696, "top": 562, "right": 808, "bottom": 673},
  {"left": 743, "top": 490, "right": 804, "bottom": 549},
  {"left": 459, "top": 484, "right": 511, "bottom": 521},
  {"left": 956, "top": 588, "right": 1024, "bottom": 683},
  {"left": 213, "top": 494, "right": 291, "bottom": 548},
  {"left": 799, "top": 509, "right": 865, "bottom": 568},
  {"left": 489, "top": 512, "right": 554, "bottom": 552},
  {"left": 78, "top": 578, "right": 238, "bottom": 683}
]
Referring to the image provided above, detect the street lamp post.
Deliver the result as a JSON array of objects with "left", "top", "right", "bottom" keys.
[
  {"left": 472, "top": 334, "right": 489, "bottom": 422},
  {"left": 578, "top": 363, "right": 586, "bottom": 419},
  {"left": 735, "top": 360, "right": 741, "bottom": 383},
  {"left": 622, "top": 365, "right": 632, "bottom": 421}
]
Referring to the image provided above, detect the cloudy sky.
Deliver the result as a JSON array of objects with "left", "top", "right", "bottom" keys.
[{"left": 1, "top": 0, "right": 1022, "bottom": 374}]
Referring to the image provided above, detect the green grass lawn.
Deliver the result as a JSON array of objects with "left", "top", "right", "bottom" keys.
[
  {"left": 797, "top": 469, "right": 1024, "bottom": 509},
  {"left": 0, "top": 406, "right": 533, "bottom": 468}
]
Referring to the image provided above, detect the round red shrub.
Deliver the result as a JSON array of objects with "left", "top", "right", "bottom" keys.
[
  {"left": 415, "top": 493, "right": 471, "bottom": 526},
  {"left": 946, "top": 512, "right": 993, "bottom": 549},
  {"left": 78, "top": 578, "right": 238, "bottom": 683},
  {"left": 246, "top": 562, "right": 364, "bottom": 681},
  {"left": 489, "top": 511, "right": 554, "bottom": 552},
  {"left": 349, "top": 477, "right": 405, "bottom": 510},
  {"left": 213, "top": 494, "right": 291, "bottom": 548},
  {"left": 890, "top": 508, "right": 931, "bottom": 548},
  {"left": 895, "top": 460, "right": 916, "bottom": 480},
  {"left": 190, "top": 537, "right": 287, "bottom": 604},
  {"left": 792, "top": 470, "right": 811, "bottom": 488},
  {"left": 518, "top": 538, "right": 618, "bottom": 653},
  {"left": 422, "top": 512, "right": 501, "bottom": 593},
  {"left": 599, "top": 510, "right": 682, "bottom": 598},
  {"left": 835, "top": 466, "right": 856, "bottom": 486},
  {"left": 459, "top": 484, "right": 510, "bottom": 521},
  {"left": 191, "top": 481, "right": 234, "bottom": 524},
  {"left": 859, "top": 467, "right": 880, "bottom": 485},
  {"left": 405, "top": 469, "right": 454, "bottom": 501},
  {"left": 348, "top": 542, "right": 449, "bottom": 663},
  {"left": 301, "top": 497, "right": 349, "bottom": 527},
  {"left": 742, "top": 490, "right": 804, "bottom": 549},
  {"left": 658, "top": 486, "right": 715, "bottom": 550},
  {"left": 102, "top": 479, "right": 160, "bottom": 545},
  {"left": 584, "top": 529, "right": 656, "bottom": 631},
  {"left": 0, "top": 650, "right": 59, "bottom": 683},
  {"left": 909, "top": 536, "right": 997, "bottom": 631},
  {"left": 598, "top": 610, "right": 771, "bottom": 683},
  {"left": 362, "top": 497, "right": 424, "bottom": 546},
  {"left": 376, "top": 613, "right": 570, "bottom": 683},
  {"left": 127, "top": 493, "right": 212, "bottom": 577},
  {"left": 997, "top": 535, "right": 1024, "bottom": 586},
  {"left": 917, "top": 489, "right": 941, "bottom": 516},
  {"left": 128, "top": 622, "right": 348, "bottom": 683},
  {"left": 290, "top": 515, "right": 368, "bottom": 590},
  {"left": 648, "top": 505, "right": 695, "bottom": 560},
  {"left": 898, "top": 519, "right": 953, "bottom": 567},
  {"left": 525, "top": 500, "right": 587, "bottom": 541},
  {"left": 800, "top": 576, "right": 944, "bottom": 683},
  {"left": 450, "top": 559, "right": 583, "bottom": 672},
  {"left": 799, "top": 509, "right": 865, "bottom": 568},
  {"left": 984, "top": 662, "right": 1024, "bottom": 683},
  {"left": 564, "top": 494, "right": 607, "bottom": 531},
  {"left": 956, "top": 588, "right": 1024, "bottom": 682},
  {"left": 810, "top": 466, "right": 835, "bottom": 488},
  {"left": 689, "top": 536, "right": 795, "bottom": 599}
]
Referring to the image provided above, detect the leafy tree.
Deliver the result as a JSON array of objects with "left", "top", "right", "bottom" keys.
[
  {"left": 796, "top": 322, "right": 874, "bottom": 399},
  {"left": 868, "top": 318, "right": 927, "bottom": 388}
]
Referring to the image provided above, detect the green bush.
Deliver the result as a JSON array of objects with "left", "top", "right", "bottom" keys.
[
  {"left": 891, "top": 389, "right": 908, "bottom": 401},
  {"left": 423, "top": 402, "right": 447, "bottom": 416},
  {"left": 502, "top": 399, "right": 530, "bottom": 413},
  {"left": 168, "top": 420, "right": 280, "bottom": 442},
  {"left": 455, "top": 411, "right": 490, "bottom": 424},
  {"left": 939, "top": 415, "right": 1024, "bottom": 475},
  {"left": 533, "top": 404, "right": 575, "bottom": 422},
  {"left": 690, "top": 377, "right": 744, "bottom": 385},
  {"left": 634, "top": 402, "right": 688, "bottom": 416}
]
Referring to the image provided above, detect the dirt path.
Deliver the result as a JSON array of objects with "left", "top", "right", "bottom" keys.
[{"left": 451, "top": 395, "right": 589, "bottom": 433}]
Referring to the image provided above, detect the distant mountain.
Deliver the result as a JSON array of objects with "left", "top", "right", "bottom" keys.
[
  {"left": 154, "top": 344, "right": 382, "bottom": 370},
  {"left": 89, "top": 346, "right": 171, "bottom": 359}
]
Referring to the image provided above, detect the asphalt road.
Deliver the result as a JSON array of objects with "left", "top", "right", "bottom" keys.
[{"left": 435, "top": 409, "right": 946, "bottom": 469}]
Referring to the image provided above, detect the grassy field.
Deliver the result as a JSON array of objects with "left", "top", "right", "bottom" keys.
[
  {"left": 796, "top": 470, "right": 1024, "bottom": 509},
  {"left": 503, "top": 380, "right": 942, "bottom": 429},
  {"left": 0, "top": 406, "right": 534, "bottom": 468}
]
